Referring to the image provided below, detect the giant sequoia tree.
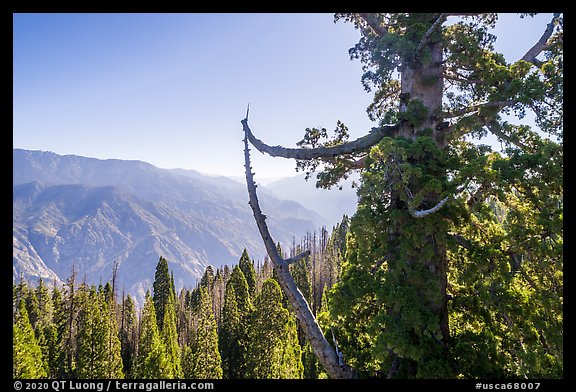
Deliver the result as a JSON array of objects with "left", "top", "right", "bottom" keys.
[{"left": 242, "top": 13, "right": 562, "bottom": 378}]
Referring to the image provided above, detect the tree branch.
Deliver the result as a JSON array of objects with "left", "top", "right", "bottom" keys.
[
  {"left": 359, "top": 13, "right": 388, "bottom": 36},
  {"left": 242, "top": 118, "right": 397, "bottom": 161},
  {"left": 484, "top": 120, "right": 534, "bottom": 152},
  {"left": 242, "top": 122, "right": 355, "bottom": 379},
  {"left": 285, "top": 250, "right": 311, "bottom": 265},
  {"left": 442, "top": 72, "right": 484, "bottom": 85},
  {"left": 409, "top": 196, "right": 450, "bottom": 218},
  {"left": 521, "top": 13, "right": 561, "bottom": 66},
  {"left": 449, "top": 234, "right": 473, "bottom": 250},
  {"left": 416, "top": 13, "right": 448, "bottom": 55},
  {"left": 442, "top": 100, "right": 516, "bottom": 119}
]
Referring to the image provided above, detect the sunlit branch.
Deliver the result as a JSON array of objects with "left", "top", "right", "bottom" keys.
[{"left": 409, "top": 196, "right": 450, "bottom": 218}]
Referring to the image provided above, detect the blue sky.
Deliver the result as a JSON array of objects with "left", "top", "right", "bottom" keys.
[{"left": 13, "top": 13, "right": 554, "bottom": 179}]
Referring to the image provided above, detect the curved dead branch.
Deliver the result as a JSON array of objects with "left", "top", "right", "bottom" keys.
[
  {"left": 242, "top": 118, "right": 397, "bottom": 161},
  {"left": 242, "top": 119, "right": 355, "bottom": 379}
]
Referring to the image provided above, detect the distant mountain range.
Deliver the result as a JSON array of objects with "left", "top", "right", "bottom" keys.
[
  {"left": 13, "top": 149, "right": 337, "bottom": 305},
  {"left": 265, "top": 173, "right": 358, "bottom": 225}
]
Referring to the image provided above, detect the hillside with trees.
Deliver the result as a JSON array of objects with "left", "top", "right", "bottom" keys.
[{"left": 13, "top": 220, "right": 348, "bottom": 379}]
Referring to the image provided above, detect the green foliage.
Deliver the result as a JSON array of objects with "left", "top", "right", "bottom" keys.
[
  {"left": 133, "top": 291, "right": 172, "bottom": 379},
  {"left": 238, "top": 249, "right": 257, "bottom": 298},
  {"left": 290, "top": 249, "right": 312, "bottom": 305},
  {"left": 186, "top": 287, "right": 222, "bottom": 378},
  {"left": 152, "top": 256, "right": 181, "bottom": 377},
  {"left": 245, "top": 279, "right": 303, "bottom": 379},
  {"left": 306, "top": 13, "right": 564, "bottom": 379},
  {"left": 398, "top": 99, "right": 429, "bottom": 128},
  {"left": 76, "top": 287, "right": 124, "bottom": 378},
  {"left": 219, "top": 266, "right": 253, "bottom": 378},
  {"left": 120, "top": 294, "right": 138, "bottom": 378},
  {"left": 295, "top": 121, "right": 357, "bottom": 189},
  {"left": 153, "top": 256, "right": 175, "bottom": 332},
  {"left": 13, "top": 298, "right": 47, "bottom": 379},
  {"left": 161, "top": 295, "right": 182, "bottom": 378},
  {"left": 219, "top": 285, "right": 242, "bottom": 378}
]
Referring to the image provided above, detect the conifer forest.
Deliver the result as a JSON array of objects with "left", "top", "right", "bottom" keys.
[
  {"left": 13, "top": 224, "right": 349, "bottom": 379},
  {"left": 13, "top": 13, "right": 562, "bottom": 379}
]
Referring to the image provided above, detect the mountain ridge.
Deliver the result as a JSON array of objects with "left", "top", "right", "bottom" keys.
[{"left": 13, "top": 149, "right": 329, "bottom": 305}]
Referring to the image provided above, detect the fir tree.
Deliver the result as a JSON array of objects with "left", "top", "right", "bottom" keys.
[
  {"left": 238, "top": 249, "right": 257, "bottom": 298},
  {"left": 200, "top": 266, "right": 215, "bottom": 290},
  {"left": 120, "top": 294, "right": 138, "bottom": 378},
  {"left": 187, "top": 287, "right": 222, "bottom": 379},
  {"left": 161, "top": 294, "right": 182, "bottom": 378},
  {"left": 153, "top": 256, "right": 175, "bottom": 332},
  {"left": 133, "top": 291, "right": 172, "bottom": 379},
  {"left": 101, "top": 289, "right": 124, "bottom": 378},
  {"left": 245, "top": 278, "right": 303, "bottom": 379},
  {"left": 50, "top": 284, "right": 69, "bottom": 378},
  {"left": 76, "top": 287, "right": 114, "bottom": 378},
  {"left": 152, "top": 256, "right": 181, "bottom": 377},
  {"left": 218, "top": 285, "right": 240, "bottom": 379},
  {"left": 212, "top": 270, "right": 225, "bottom": 328}
]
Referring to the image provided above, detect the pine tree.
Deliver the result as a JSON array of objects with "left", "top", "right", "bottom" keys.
[
  {"left": 200, "top": 266, "right": 215, "bottom": 290},
  {"left": 14, "top": 298, "right": 47, "bottom": 378},
  {"left": 133, "top": 291, "right": 172, "bottom": 379},
  {"left": 227, "top": 265, "right": 252, "bottom": 315},
  {"left": 176, "top": 289, "right": 191, "bottom": 348},
  {"left": 245, "top": 278, "right": 303, "bottom": 379},
  {"left": 56, "top": 268, "right": 79, "bottom": 378},
  {"left": 290, "top": 247, "right": 312, "bottom": 305},
  {"left": 187, "top": 287, "right": 222, "bottom": 379}
]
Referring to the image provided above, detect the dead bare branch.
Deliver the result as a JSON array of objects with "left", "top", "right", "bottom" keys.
[
  {"left": 242, "top": 118, "right": 397, "bottom": 161},
  {"left": 285, "top": 250, "right": 311, "bottom": 265},
  {"left": 242, "top": 122, "right": 355, "bottom": 379}
]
